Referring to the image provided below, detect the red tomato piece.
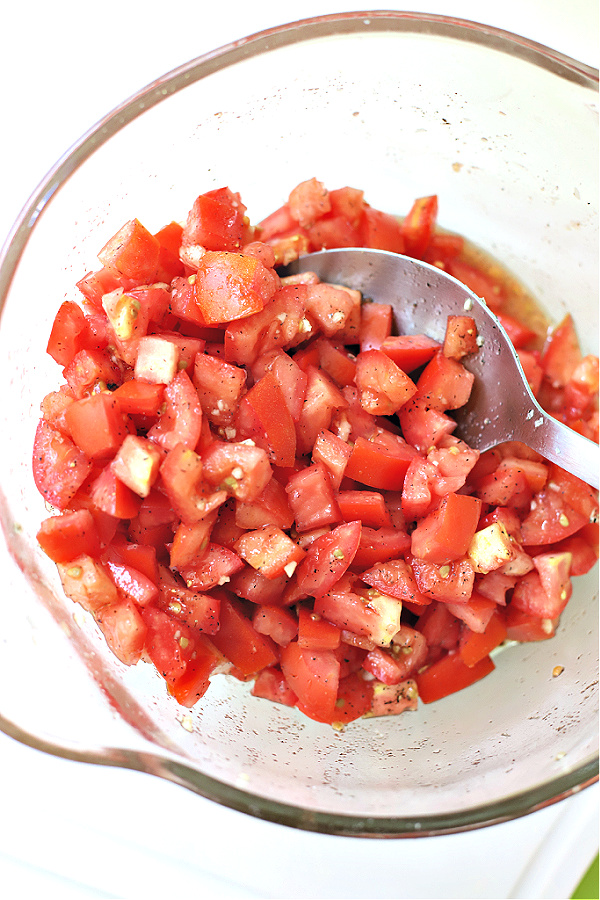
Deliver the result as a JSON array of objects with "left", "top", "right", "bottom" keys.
[
  {"left": 285, "top": 463, "right": 342, "bottom": 532},
  {"left": 178, "top": 544, "right": 244, "bottom": 591},
  {"left": 331, "top": 672, "right": 374, "bottom": 724},
  {"left": 182, "top": 187, "right": 248, "bottom": 252},
  {"left": 504, "top": 605, "right": 557, "bottom": 642},
  {"left": 380, "top": 334, "right": 441, "bottom": 372},
  {"left": 170, "top": 635, "right": 224, "bottom": 707},
  {"left": 160, "top": 443, "right": 226, "bottom": 526},
  {"left": 443, "top": 315, "right": 479, "bottom": 360},
  {"left": 234, "top": 477, "right": 294, "bottom": 531},
  {"left": 228, "top": 566, "right": 289, "bottom": 607},
  {"left": 112, "top": 381, "right": 165, "bottom": 417},
  {"left": 355, "top": 349, "right": 418, "bottom": 415},
  {"left": 312, "top": 429, "right": 353, "bottom": 490},
  {"left": 288, "top": 178, "right": 331, "bottom": 228},
  {"left": 147, "top": 369, "right": 203, "bottom": 452},
  {"left": 98, "top": 218, "right": 160, "bottom": 283},
  {"left": 252, "top": 350, "right": 308, "bottom": 422},
  {"left": 33, "top": 419, "right": 92, "bottom": 510},
  {"left": 210, "top": 594, "right": 278, "bottom": 676},
  {"left": 295, "top": 520, "right": 362, "bottom": 598},
  {"left": 540, "top": 314, "right": 582, "bottom": 387},
  {"left": 411, "top": 493, "right": 482, "bottom": 565},
  {"left": 295, "top": 365, "right": 349, "bottom": 456},
  {"left": 520, "top": 465, "right": 598, "bottom": 545},
  {"left": 280, "top": 642, "right": 340, "bottom": 723},
  {"left": 411, "top": 556, "right": 475, "bottom": 603},
  {"left": 459, "top": 609, "right": 508, "bottom": 667},
  {"left": 89, "top": 465, "right": 141, "bottom": 519},
  {"left": 233, "top": 524, "right": 305, "bottom": 580},
  {"left": 297, "top": 607, "right": 341, "bottom": 650},
  {"left": 416, "top": 651, "right": 495, "bottom": 704},
  {"left": 251, "top": 666, "right": 298, "bottom": 707},
  {"left": 336, "top": 490, "right": 391, "bottom": 528},
  {"left": 157, "top": 567, "right": 221, "bottom": 634},
  {"left": 352, "top": 526, "right": 412, "bottom": 569},
  {"left": 141, "top": 606, "right": 196, "bottom": 686},
  {"left": 95, "top": 597, "right": 148, "bottom": 666},
  {"left": 236, "top": 371, "right": 296, "bottom": 467},
  {"left": 345, "top": 431, "right": 418, "bottom": 492},
  {"left": 102, "top": 546, "right": 159, "bottom": 606},
  {"left": 193, "top": 251, "right": 278, "bottom": 325},
  {"left": 37, "top": 508, "right": 101, "bottom": 563},
  {"left": 63, "top": 348, "right": 122, "bottom": 399},
  {"left": 46, "top": 300, "right": 94, "bottom": 367},
  {"left": 444, "top": 591, "right": 497, "bottom": 634},
  {"left": 360, "top": 558, "right": 429, "bottom": 606},
  {"left": 201, "top": 439, "right": 273, "bottom": 502},
  {"left": 359, "top": 206, "right": 405, "bottom": 253},
  {"left": 252, "top": 605, "right": 298, "bottom": 647},
  {"left": 194, "top": 352, "right": 246, "bottom": 427},
  {"left": 448, "top": 259, "right": 505, "bottom": 311},
  {"left": 360, "top": 303, "right": 393, "bottom": 353},
  {"left": 315, "top": 575, "right": 402, "bottom": 647},
  {"left": 65, "top": 392, "right": 129, "bottom": 460},
  {"left": 401, "top": 195, "right": 438, "bottom": 258}
]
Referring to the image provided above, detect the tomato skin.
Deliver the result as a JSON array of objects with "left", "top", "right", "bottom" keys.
[
  {"left": 36, "top": 508, "right": 101, "bottom": 563},
  {"left": 416, "top": 651, "right": 495, "bottom": 703},
  {"left": 401, "top": 195, "right": 438, "bottom": 258},
  {"left": 33, "top": 419, "right": 92, "bottom": 510},
  {"left": 459, "top": 609, "right": 507, "bottom": 667},
  {"left": 47, "top": 300, "right": 94, "bottom": 367},
  {"left": 280, "top": 642, "right": 340, "bottom": 723},
  {"left": 285, "top": 463, "right": 342, "bottom": 532},
  {"left": 295, "top": 520, "right": 361, "bottom": 598},
  {"left": 210, "top": 594, "right": 278, "bottom": 676},
  {"left": 411, "top": 493, "right": 482, "bottom": 565},
  {"left": 236, "top": 371, "right": 296, "bottom": 467},
  {"left": 98, "top": 218, "right": 160, "bottom": 283},
  {"left": 380, "top": 334, "right": 440, "bottom": 372},
  {"left": 95, "top": 597, "right": 148, "bottom": 666},
  {"left": 359, "top": 206, "right": 405, "bottom": 253},
  {"left": 345, "top": 431, "right": 418, "bottom": 492},
  {"left": 251, "top": 666, "right": 298, "bottom": 707}
]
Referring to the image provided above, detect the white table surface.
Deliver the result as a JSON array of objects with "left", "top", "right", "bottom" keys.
[{"left": 0, "top": 2, "right": 598, "bottom": 898}]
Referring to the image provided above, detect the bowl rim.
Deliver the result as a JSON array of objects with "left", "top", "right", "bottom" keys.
[{"left": 0, "top": 9, "right": 597, "bottom": 838}]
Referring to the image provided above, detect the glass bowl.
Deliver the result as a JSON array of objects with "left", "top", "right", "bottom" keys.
[{"left": 0, "top": 11, "right": 597, "bottom": 837}]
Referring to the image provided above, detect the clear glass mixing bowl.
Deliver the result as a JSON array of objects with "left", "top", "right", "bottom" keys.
[{"left": 0, "top": 11, "right": 597, "bottom": 837}]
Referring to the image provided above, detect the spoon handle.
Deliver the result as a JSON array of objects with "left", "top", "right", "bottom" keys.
[{"left": 508, "top": 401, "right": 599, "bottom": 490}]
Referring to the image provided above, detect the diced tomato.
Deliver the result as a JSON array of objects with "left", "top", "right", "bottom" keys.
[
  {"left": 352, "top": 526, "right": 411, "bottom": 569},
  {"left": 366, "top": 679, "right": 418, "bottom": 717},
  {"left": 56, "top": 554, "right": 118, "bottom": 613},
  {"left": 33, "top": 419, "right": 92, "bottom": 509},
  {"left": 169, "top": 635, "right": 224, "bottom": 707},
  {"left": 355, "top": 349, "right": 417, "bottom": 415},
  {"left": 459, "top": 609, "right": 508, "bottom": 667},
  {"left": 251, "top": 666, "right": 298, "bottom": 707},
  {"left": 315, "top": 575, "right": 402, "bottom": 647},
  {"left": 359, "top": 206, "right": 405, "bottom": 253},
  {"left": 234, "top": 523, "right": 305, "bottom": 580},
  {"left": 360, "top": 303, "right": 392, "bottom": 353},
  {"left": 228, "top": 566, "right": 289, "bottom": 606},
  {"left": 295, "top": 365, "right": 348, "bottom": 456},
  {"left": 361, "top": 558, "right": 429, "bottom": 606},
  {"left": 415, "top": 601, "right": 460, "bottom": 650},
  {"left": 178, "top": 544, "right": 244, "bottom": 591},
  {"left": 63, "top": 348, "right": 122, "bottom": 399},
  {"left": 112, "top": 380, "right": 164, "bottom": 417},
  {"left": 540, "top": 314, "right": 582, "bottom": 386},
  {"left": 345, "top": 430, "right": 418, "bottom": 491},
  {"left": 331, "top": 672, "right": 374, "bottom": 724},
  {"left": 182, "top": 187, "right": 248, "bottom": 252},
  {"left": 95, "top": 597, "right": 148, "bottom": 666},
  {"left": 285, "top": 463, "right": 342, "bottom": 532},
  {"left": 141, "top": 605, "right": 196, "bottom": 685},
  {"left": 46, "top": 300, "right": 94, "bottom": 367},
  {"left": 252, "top": 605, "right": 298, "bottom": 647},
  {"left": 311, "top": 429, "right": 352, "bottom": 490},
  {"left": 411, "top": 556, "right": 475, "bottom": 603},
  {"left": 448, "top": 259, "right": 505, "bottom": 310},
  {"left": 504, "top": 605, "right": 557, "bottom": 641},
  {"left": 102, "top": 546, "right": 159, "bottom": 606},
  {"left": 444, "top": 591, "right": 497, "bottom": 633},
  {"left": 520, "top": 465, "right": 598, "bottom": 545},
  {"left": 147, "top": 369, "right": 203, "bottom": 451},
  {"left": 98, "top": 218, "right": 160, "bottom": 283},
  {"left": 193, "top": 251, "right": 278, "bottom": 325},
  {"left": 416, "top": 651, "right": 495, "bottom": 704},
  {"left": 280, "top": 642, "right": 340, "bottom": 723},
  {"left": 380, "top": 334, "right": 441, "bottom": 372},
  {"left": 194, "top": 352, "right": 246, "bottom": 428},
  {"left": 401, "top": 195, "right": 438, "bottom": 258},
  {"left": 411, "top": 493, "right": 482, "bottom": 565},
  {"left": 295, "top": 520, "right": 361, "bottom": 598},
  {"left": 36, "top": 508, "right": 101, "bottom": 563},
  {"left": 210, "top": 594, "right": 278, "bottom": 676},
  {"left": 236, "top": 371, "right": 296, "bottom": 467},
  {"left": 336, "top": 490, "right": 391, "bottom": 528},
  {"left": 443, "top": 315, "right": 478, "bottom": 360},
  {"left": 202, "top": 440, "right": 273, "bottom": 502},
  {"left": 288, "top": 178, "right": 331, "bottom": 228},
  {"left": 89, "top": 465, "right": 141, "bottom": 519}
]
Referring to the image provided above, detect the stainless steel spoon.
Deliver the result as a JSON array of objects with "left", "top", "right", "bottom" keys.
[{"left": 284, "top": 247, "right": 599, "bottom": 490}]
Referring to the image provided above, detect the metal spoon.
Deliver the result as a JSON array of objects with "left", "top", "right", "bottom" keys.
[{"left": 284, "top": 248, "right": 599, "bottom": 490}]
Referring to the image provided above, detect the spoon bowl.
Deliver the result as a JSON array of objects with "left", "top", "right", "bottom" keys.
[{"left": 285, "top": 248, "right": 599, "bottom": 489}]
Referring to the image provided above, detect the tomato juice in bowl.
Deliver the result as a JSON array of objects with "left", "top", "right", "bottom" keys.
[{"left": 0, "top": 12, "right": 597, "bottom": 836}]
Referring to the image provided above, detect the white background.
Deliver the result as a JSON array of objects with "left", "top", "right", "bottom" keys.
[{"left": 0, "top": 2, "right": 598, "bottom": 898}]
